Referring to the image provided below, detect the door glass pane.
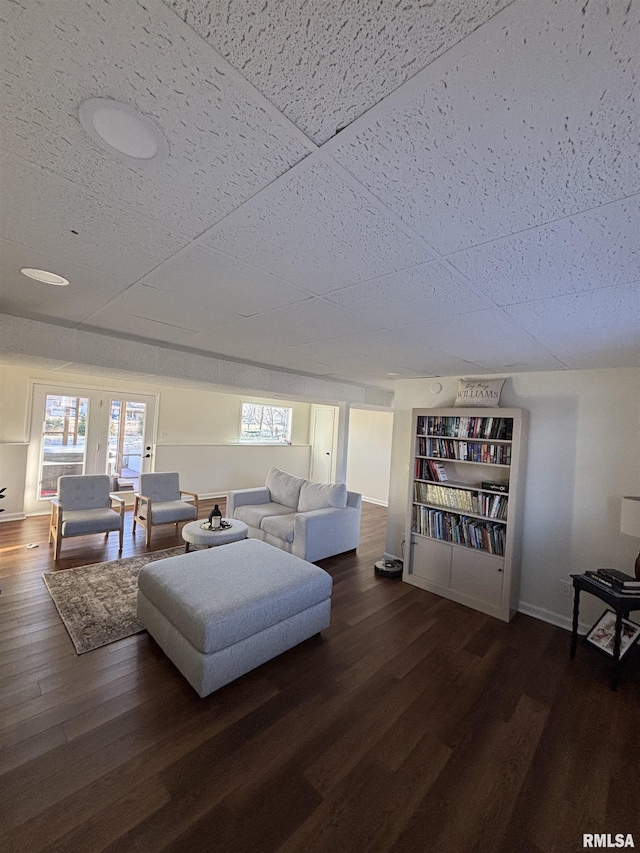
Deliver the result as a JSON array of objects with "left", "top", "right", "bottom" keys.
[
  {"left": 39, "top": 394, "right": 89, "bottom": 499},
  {"left": 107, "top": 400, "right": 146, "bottom": 492}
]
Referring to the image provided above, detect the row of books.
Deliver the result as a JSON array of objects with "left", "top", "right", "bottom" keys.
[
  {"left": 415, "top": 458, "right": 449, "bottom": 482},
  {"left": 416, "top": 415, "right": 513, "bottom": 441},
  {"left": 413, "top": 481, "right": 509, "bottom": 520},
  {"left": 412, "top": 507, "right": 505, "bottom": 556},
  {"left": 585, "top": 569, "right": 640, "bottom": 594},
  {"left": 420, "top": 437, "right": 512, "bottom": 466}
]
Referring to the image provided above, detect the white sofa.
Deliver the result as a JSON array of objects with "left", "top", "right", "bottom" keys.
[{"left": 227, "top": 467, "right": 362, "bottom": 563}]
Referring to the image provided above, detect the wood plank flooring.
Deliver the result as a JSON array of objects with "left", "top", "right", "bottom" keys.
[{"left": 1, "top": 500, "right": 638, "bottom": 852}]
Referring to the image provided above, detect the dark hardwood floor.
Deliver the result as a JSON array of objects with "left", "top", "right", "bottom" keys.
[{"left": 0, "top": 500, "right": 638, "bottom": 852}]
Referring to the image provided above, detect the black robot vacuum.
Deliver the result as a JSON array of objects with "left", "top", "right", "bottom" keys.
[{"left": 374, "top": 558, "right": 403, "bottom": 578}]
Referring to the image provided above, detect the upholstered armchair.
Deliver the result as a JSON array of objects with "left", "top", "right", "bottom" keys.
[
  {"left": 49, "top": 474, "right": 125, "bottom": 560},
  {"left": 133, "top": 472, "right": 199, "bottom": 546}
]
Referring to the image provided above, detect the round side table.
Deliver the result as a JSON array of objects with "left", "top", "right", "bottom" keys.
[{"left": 182, "top": 519, "right": 249, "bottom": 552}]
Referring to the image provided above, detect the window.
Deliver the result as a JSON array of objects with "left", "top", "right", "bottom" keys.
[
  {"left": 38, "top": 394, "right": 90, "bottom": 498},
  {"left": 240, "top": 403, "right": 292, "bottom": 443}
]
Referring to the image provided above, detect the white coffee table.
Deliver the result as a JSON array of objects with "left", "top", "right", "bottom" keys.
[{"left": 182, "top": 519, "right": 249, "bottom": 552}]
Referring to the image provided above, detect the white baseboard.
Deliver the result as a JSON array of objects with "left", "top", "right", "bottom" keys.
[
  {"left": 362, "top": 497, "right": 388, "bottom": 507},
  {"left": 0, "top": 512, "right": 26, "bottom": 522},
  {"left": 517, "top": 600, "right": 590, "bottom": 635},
  {"left": 199, "top": 493, "right": 229, "bottom": 502}
]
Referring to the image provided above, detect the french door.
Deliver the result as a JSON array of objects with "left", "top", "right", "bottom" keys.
[{"left": 27, "top": 384, "right": 157, "bottom": 513}]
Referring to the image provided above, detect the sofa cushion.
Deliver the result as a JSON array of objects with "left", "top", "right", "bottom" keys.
[
  {"left": 61, "top": 507, "right": 122, "bottom": 536},
  {"left": 261, "top": 513, "right": 296, "bottom": 544},
  {"left": 298, "top": 480, "right": 348, "bottom": 512},
  {"left": 234, "top": 501, "right": 295, "bottom": 529},
  {"left": 146, "top": 500, "right": 197, "bottom": 525},
  {"left": 266, "top": 467, "right": 306, "bottom": 509}
]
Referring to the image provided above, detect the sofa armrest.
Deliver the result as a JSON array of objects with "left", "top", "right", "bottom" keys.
[
  {"left": 293, "top": 505, "right": 361, "bottom": 563},
  {"left": 227, "top": 486, "right": 271, "bottom": 517}
]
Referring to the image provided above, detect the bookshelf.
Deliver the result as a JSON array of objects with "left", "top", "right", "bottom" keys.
[{"left": 405, "top": 407, "right": 528, "bottom": 622}]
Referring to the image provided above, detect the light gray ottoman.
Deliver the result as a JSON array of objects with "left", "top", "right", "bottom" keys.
[{"left": 137, "top": 538, "right": 332, "bottom": 697}]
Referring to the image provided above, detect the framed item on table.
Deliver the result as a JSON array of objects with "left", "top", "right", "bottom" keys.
[{"left": 585, "top": 609, "right": 640, "bottom": 659}]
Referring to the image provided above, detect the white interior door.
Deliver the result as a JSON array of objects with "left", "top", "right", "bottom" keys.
[{"left": 310, "top": 407, "right": 336, "bottom": 483}]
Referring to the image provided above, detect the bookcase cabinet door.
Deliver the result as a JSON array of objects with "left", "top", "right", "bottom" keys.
[
  {"left": 410, "top": 536, "right": 451, "bottom": 587},
  {"left": 450, "top": 548, "right": 504, "bottom": 610}
]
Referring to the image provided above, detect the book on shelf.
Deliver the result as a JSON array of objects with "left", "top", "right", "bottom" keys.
[
  {"left": 428, "top": 460, "right": 448, "bottom": 482},
  {"left": 411, "top": 506, "right": 505, "bottom": 556},
  {"left": 413, "top": 481, "right": 508, "bottom": 520},
  {"left": 417, "top": 415, "right": 513, "bottom": 441}
]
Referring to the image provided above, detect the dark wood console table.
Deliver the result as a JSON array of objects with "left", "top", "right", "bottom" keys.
[{"left": 570, "top": 574, "right": 640, "bottom": 691}]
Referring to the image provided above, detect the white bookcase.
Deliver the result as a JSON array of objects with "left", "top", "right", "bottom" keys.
[{"left": 404, "top": 407, "right": 528, "bottom": 622}]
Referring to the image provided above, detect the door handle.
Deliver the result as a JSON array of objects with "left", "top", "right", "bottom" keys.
[{"left": 144, "top": 454, "right": 151, "bottom": 458}]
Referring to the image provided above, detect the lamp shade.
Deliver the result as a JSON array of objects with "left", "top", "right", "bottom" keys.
[{"left": 620, "top": 496, "right": 640, "bottom": 538}]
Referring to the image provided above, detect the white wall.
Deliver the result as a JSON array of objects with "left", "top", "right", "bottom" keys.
[
  {"left": 386, "top": 369, "right": 640, "bottom": 630},
  {"left": 154, "top": 444, "right": 311, "bottom": 496},
  {"left": 0, "top": 364, "right": 312, "bottom": 514},
  {"left": 0, "top": 443, "right": 28, "bottom": 519},
  {"left": 346, "top": 408, "right": 394, "bottom": 505}
]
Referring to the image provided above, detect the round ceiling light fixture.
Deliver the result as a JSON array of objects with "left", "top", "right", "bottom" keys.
[
  {"left": 21, "top": 268, "right": 69, "bottom": 286},
  {"left": 79, "top": 98, "right": 169, "bottom": 165}
]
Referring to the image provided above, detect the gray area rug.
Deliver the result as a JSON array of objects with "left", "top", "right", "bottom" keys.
[{"left": 43, "top": 547, "right": 184, "bottom": 654}]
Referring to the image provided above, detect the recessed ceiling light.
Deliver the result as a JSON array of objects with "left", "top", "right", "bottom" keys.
[
  {"left": 79, "top": 98, "right": 169, "bottom": 165},
  {"left": 21, "top": 268, "right": 69, "bottom": 286}
]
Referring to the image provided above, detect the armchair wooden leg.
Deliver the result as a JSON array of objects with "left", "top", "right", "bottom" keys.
[
  {"left": 119, "top": 524, "right": 123, "bottom": 554},
  {"left": 146, "top": 523, "right": 152, "bottom": 548},
  {"left": 49, "top": 505, "right": 56, "bottom": 544},
  {"left": 53, "top": 528, "right": 62, "bottom": 561}
]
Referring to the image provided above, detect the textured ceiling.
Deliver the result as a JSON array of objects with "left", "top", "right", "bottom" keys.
[{"left": 0, "top": 0, "right": 638, "bottom": 395}]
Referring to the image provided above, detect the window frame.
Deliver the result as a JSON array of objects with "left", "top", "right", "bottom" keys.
[{"left": 239, "top": 401, "right": 293, "bottom": 445}]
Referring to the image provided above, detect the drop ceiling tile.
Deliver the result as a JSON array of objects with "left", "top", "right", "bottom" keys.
[
  {"left": 81, "top": 309, "right": 203, "bottom": 347},
  {"left": 189, "top": 298, "right": 379, "bottom": 359},
  {"left": 1, "top": 0, "right": 312, "bottom": 239},
  {"left": 324, "top": 261, "right": 491, "bottom": 327},
  {"left": 0, "top": 155, "right": 186, "bottom": 280},
  {"left": 0, "top": 239, "right": 130, "bottom": 324},
  {"left": 449, "top": 197, "right": 640, "bottom": 305},
  {"left": 245, "top": 349, "right": 336, "bottom": 377},
  {"left": 154, "top": 347, "right": 221, "bottom": 384},
  {"left": 52, "top": 363, "right": 151, "bottom": 381},
  {"left": 86, "top": 283, "right": 241, "bottom": 335},
  {"left": 398, "top": 310, "right": 566, "bottom": 371},
  {"left": 295, "top": 332, "right": 486, "bottom": 378},
  {"left": 203, "top": 159, "right": 433, "bottom": 294},
  {"left": 166, "top": 0, "right": 511, "bottom": 145},
  {"left": 139, "top": 245, "right": 310, "bottom": 316},
  {"left": 504, "top": 283, "right": 640, "bottom": 368},
  {"left": 332, "top": 0, "right": 640, "bottom": 254},
  {"left": 321, "top": 371, "right": 396, "bottom": 390},
  {"left": 74, "top": 329, "right": 158, "bottom": 374},
  {"left": 0, "top": 353, "right": 70, "bottom": 371},
  {"left": 0, "top": 314, "right": 80, "bottom": 364}
]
